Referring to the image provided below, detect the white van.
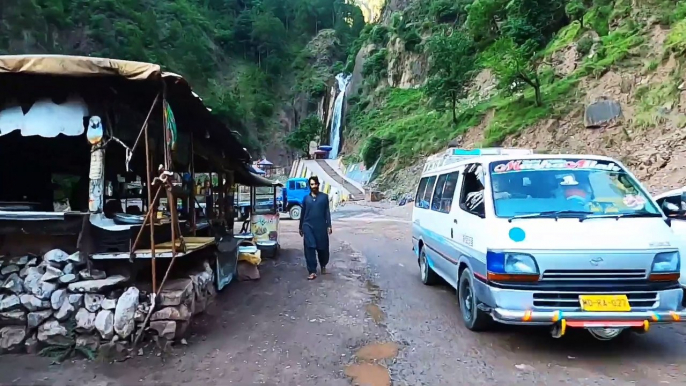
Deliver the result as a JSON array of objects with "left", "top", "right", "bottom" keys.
[
  {"left": 654, "top": 187, "right": 686, "bottom": 292},
  {"left": 411, "top": 148, "right": 686, "bottom": 341}
]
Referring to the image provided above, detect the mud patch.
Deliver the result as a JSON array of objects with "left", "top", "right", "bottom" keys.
[
  {"left": 344, "top": 363, "right": 391, "bottom": 386},
  {"left": 366, "top": 303, "right": 385, "bottom": 323},
  {"left": 344, "top": 342, "right": 398, "bottom": 386},
  {"left": 355, "top": 342, "right": 399, "bottom": 361}
]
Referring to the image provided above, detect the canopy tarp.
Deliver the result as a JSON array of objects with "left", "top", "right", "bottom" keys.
[
  {"left": 235, "top": 164, "right": 282, "bottom": 187},
  {"left": 250, "top": 165, "right": 266, "bottom": 175},
  {"left": 0, "top": 55, "right": 161, "bottom": 80},
  {"left": 0, "top": 54, "right": 251, "bottom": 166}
]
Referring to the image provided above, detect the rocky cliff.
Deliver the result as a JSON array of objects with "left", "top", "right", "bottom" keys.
[{"left": 342, "top": 0, "right": 686, "bottom": 198}]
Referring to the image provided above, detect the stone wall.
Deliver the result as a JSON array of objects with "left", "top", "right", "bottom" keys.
[{"left": 0, "top": 250, "right": 215, "bottom": 354}]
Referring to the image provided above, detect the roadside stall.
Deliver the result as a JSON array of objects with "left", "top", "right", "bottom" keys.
[
  {"left": 0, "top": 55, "right": 258, "bottom": 352},
  {"left": 250, "top": 180, "right": 283, "bottom": 258}
]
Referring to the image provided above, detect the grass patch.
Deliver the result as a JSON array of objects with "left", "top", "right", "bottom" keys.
[
  {"left": 665, "top": 18, "right": 686, "bottom": 55},
  {"left": 347, "top": 73, "right": 580, "bottom": 169},
  {"left": 584, "top": 5, "right": 612, "bottom": 37},
  {"left": 484, "top": 77, "right": 580, "bottom": 145},
  {"left": 347, "top": 88, "right": 488, "bottom": 168},
  {"left": 643, "top": 59, "right": 660, "bottom": 73},
  {"left": 576, "top": 21, "right": 645, "bottom": 77},
  {"left": 543, "top": 21, "right": 582, "bottom": 56},
  {"left": 632, "top": 80, "right": 680, "bottom": 129}
]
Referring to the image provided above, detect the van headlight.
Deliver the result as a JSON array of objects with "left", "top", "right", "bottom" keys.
[
  {"left": 649, "top": 251, "right": 680, "bottom": 282},
  {"left": 486, "top": 251, "right": 539, "bottom": 282},
  {"left": 651, "top": 252, "right": 680, "bottom": 273}
]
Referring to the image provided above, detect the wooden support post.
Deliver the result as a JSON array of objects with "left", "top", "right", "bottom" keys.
[{"left": 144, "top": 119, "right": 157, "bottom": 294}]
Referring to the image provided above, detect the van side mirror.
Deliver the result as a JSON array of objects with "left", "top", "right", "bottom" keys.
[{"left": 663, "top": 201, "right": 680, "bottom": 214}]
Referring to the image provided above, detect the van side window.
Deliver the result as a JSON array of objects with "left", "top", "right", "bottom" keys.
[
  {"left": 459, "top": 164, "right": 485, "bottom": 217},
  {"left": 415, "top": 177, "right": 429, "bottom": 208},
  {"left": 431, "top": 171, "right": 459, "bottom": 213},
  {"left": 431, "top": 174, "right": 448, "bottom": 211},
  {"left": 415, "top": 176, "right": 436, "bottom": 209}
]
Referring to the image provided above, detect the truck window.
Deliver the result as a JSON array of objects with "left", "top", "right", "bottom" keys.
[
  {"left": 289, "top": 181, "right": 295, "bottom": 190},
  {"left": 432, "top": 171, "right": 459, "bottom": 214},
  {"left": 459, "top": 164, "right": 485, "bottom": 217},
  {"left": 295, "top": 180, "right": 307, "bottom": 190},
  {"left": 415, "top": 176, "right": 436, "bottom": 209}
]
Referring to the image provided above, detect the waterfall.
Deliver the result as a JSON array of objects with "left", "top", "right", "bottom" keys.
[{"left": 329, "top": 73, "right": 351, "bottom": 160}]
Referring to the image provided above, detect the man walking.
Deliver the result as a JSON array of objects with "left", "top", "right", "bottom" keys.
[{"left": 299, "top": 176, "right": 332, "bottom": 280}]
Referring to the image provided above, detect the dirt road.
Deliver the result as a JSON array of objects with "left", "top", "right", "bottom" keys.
[{"left": 2, "top": 204, "right": 686, "bottom": 385}]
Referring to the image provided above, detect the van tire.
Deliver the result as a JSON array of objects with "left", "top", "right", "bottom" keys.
[
  {"left": 289, "top": 205, "right": 302, "bottom": 220},
  {"left": 419, "top": 247, "right": 440, "bottom": 285},
  {"left": 458, "top": 268, "right": 492, "bottom": 331}
]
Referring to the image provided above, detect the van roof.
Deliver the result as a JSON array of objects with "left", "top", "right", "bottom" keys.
[{"left": 421, "top": 152, "right": 622, "bottom": 176}]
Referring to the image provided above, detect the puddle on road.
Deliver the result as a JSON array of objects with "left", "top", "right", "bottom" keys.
[
  {"left": 365, "top": 304, "right": 385, "bottom": 323},
  {"left": 364, "top": 281, "right": 385, "bottom": 323},
  {"left": 344, "top": 363, "right": 391, "bottom": 386},
  {"left": 355, "top": 342, "right": 399, "bottom": 361},
  {"left": 344, "top": 342, "right": 398, "bottom": 386}
]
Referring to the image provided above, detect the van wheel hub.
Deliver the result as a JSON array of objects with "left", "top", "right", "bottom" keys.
[{"left": 588, "top": 327, "right": 624, "bottom": 341}]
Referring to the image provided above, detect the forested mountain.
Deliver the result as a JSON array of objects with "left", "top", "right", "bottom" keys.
[
  {"left": 340, "top": 0, "right": 686, "bottom": 195},
  {"left": 0, "top": 0, "right": 365, "bottom": 154}
]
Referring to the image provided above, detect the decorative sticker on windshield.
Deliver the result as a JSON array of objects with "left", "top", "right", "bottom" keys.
[
  {"left": 492, "top": 159, "right": 622, "bottom": 173},
  {"left": 623, "top": 195, "right": 646, "bottom": 210}
]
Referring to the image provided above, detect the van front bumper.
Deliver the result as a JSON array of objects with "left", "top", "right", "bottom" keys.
[
  {"left": 478, "top": 283, "right": 686, "bottom": 327},
  {"left": 491, "top": 308, "right": 686, "bottom": 326}
]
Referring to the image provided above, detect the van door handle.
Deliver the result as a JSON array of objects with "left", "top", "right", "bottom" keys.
[{"left": 451, "top": 228, "right": 454, "bottom": 238}]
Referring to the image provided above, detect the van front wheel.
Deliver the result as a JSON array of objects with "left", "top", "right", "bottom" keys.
[
  {"left": 419, "top": 247, "right": 439, "bottom": 285},
  {"left": 458, "top": 268, "right": 492, "bottom": 331}
]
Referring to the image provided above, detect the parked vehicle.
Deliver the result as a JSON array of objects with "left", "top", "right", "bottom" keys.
[
  {"left": 412, "top": 147, "right": 686, "bottom": 341},
  {"left": 653, "top": 187, "right": 686, "bottom": 299},
  {"left": 280, "top": 177, "right": 310, "bottom": 220}
]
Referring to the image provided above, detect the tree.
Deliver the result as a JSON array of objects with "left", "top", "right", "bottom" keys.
[
  {"left": 285, "top": 115, "right": 323, "bottom": 154},
  {"left": 424, "top": 30, "right": 477, "bottom": 123},
  {"left": 565, "top": 0, "right": 587, "bottom": 28},
  {"left": 465, "top": 0, "right": 507, "bottom": 47},
  {"left": 483, "top": 38, "right": 543, "bottom": 106}
]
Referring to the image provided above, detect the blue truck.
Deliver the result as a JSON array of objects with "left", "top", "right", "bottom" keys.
[
  {"left": 279, "top": 177, "right": 309, "bottom": 220},
  {"left": 237, "top": 177, "right": 310, "bottom": 220}
]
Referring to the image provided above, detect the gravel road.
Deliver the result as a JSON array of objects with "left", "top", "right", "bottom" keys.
[{"left": 2, "top": 203, "right": 686, "bottom": 385}]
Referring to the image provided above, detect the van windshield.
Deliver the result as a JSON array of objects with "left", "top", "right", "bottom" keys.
[{"left": 488, "top": 158, "right": 660, "bottom": 218}]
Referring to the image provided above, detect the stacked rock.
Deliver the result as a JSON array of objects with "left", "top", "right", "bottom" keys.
[{"left": 0, "top": 250, "right": 217, "bottom": 355}]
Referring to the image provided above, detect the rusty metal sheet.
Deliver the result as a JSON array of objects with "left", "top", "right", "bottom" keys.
[{"left": 584, "top": 99, "right": 623, "bottom": 128}]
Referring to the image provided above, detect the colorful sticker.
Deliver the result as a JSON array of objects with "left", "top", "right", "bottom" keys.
[
  {"left": 509, "top": 227, "right": 526, "bottom": 242},
  {"left": 492, "top": 159, "right": 622, "bottom": 174}
]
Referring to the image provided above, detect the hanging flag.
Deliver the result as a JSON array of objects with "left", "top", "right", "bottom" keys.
[{"left": 163, "top": 100, "right": 178, "bottom": 152}]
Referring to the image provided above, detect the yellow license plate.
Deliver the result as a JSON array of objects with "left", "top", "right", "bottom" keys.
[{"left": 579, "top": 295, "right": 631, "bottom": 312}]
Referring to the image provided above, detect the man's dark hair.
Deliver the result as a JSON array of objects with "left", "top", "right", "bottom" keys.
[{"left": 308, "top": 176, "right": 320, "bottom": 185}]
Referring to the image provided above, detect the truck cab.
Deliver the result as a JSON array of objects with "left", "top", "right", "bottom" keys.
[{"left": 282, "top": 178, "right": 309, "bottom": 220}]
